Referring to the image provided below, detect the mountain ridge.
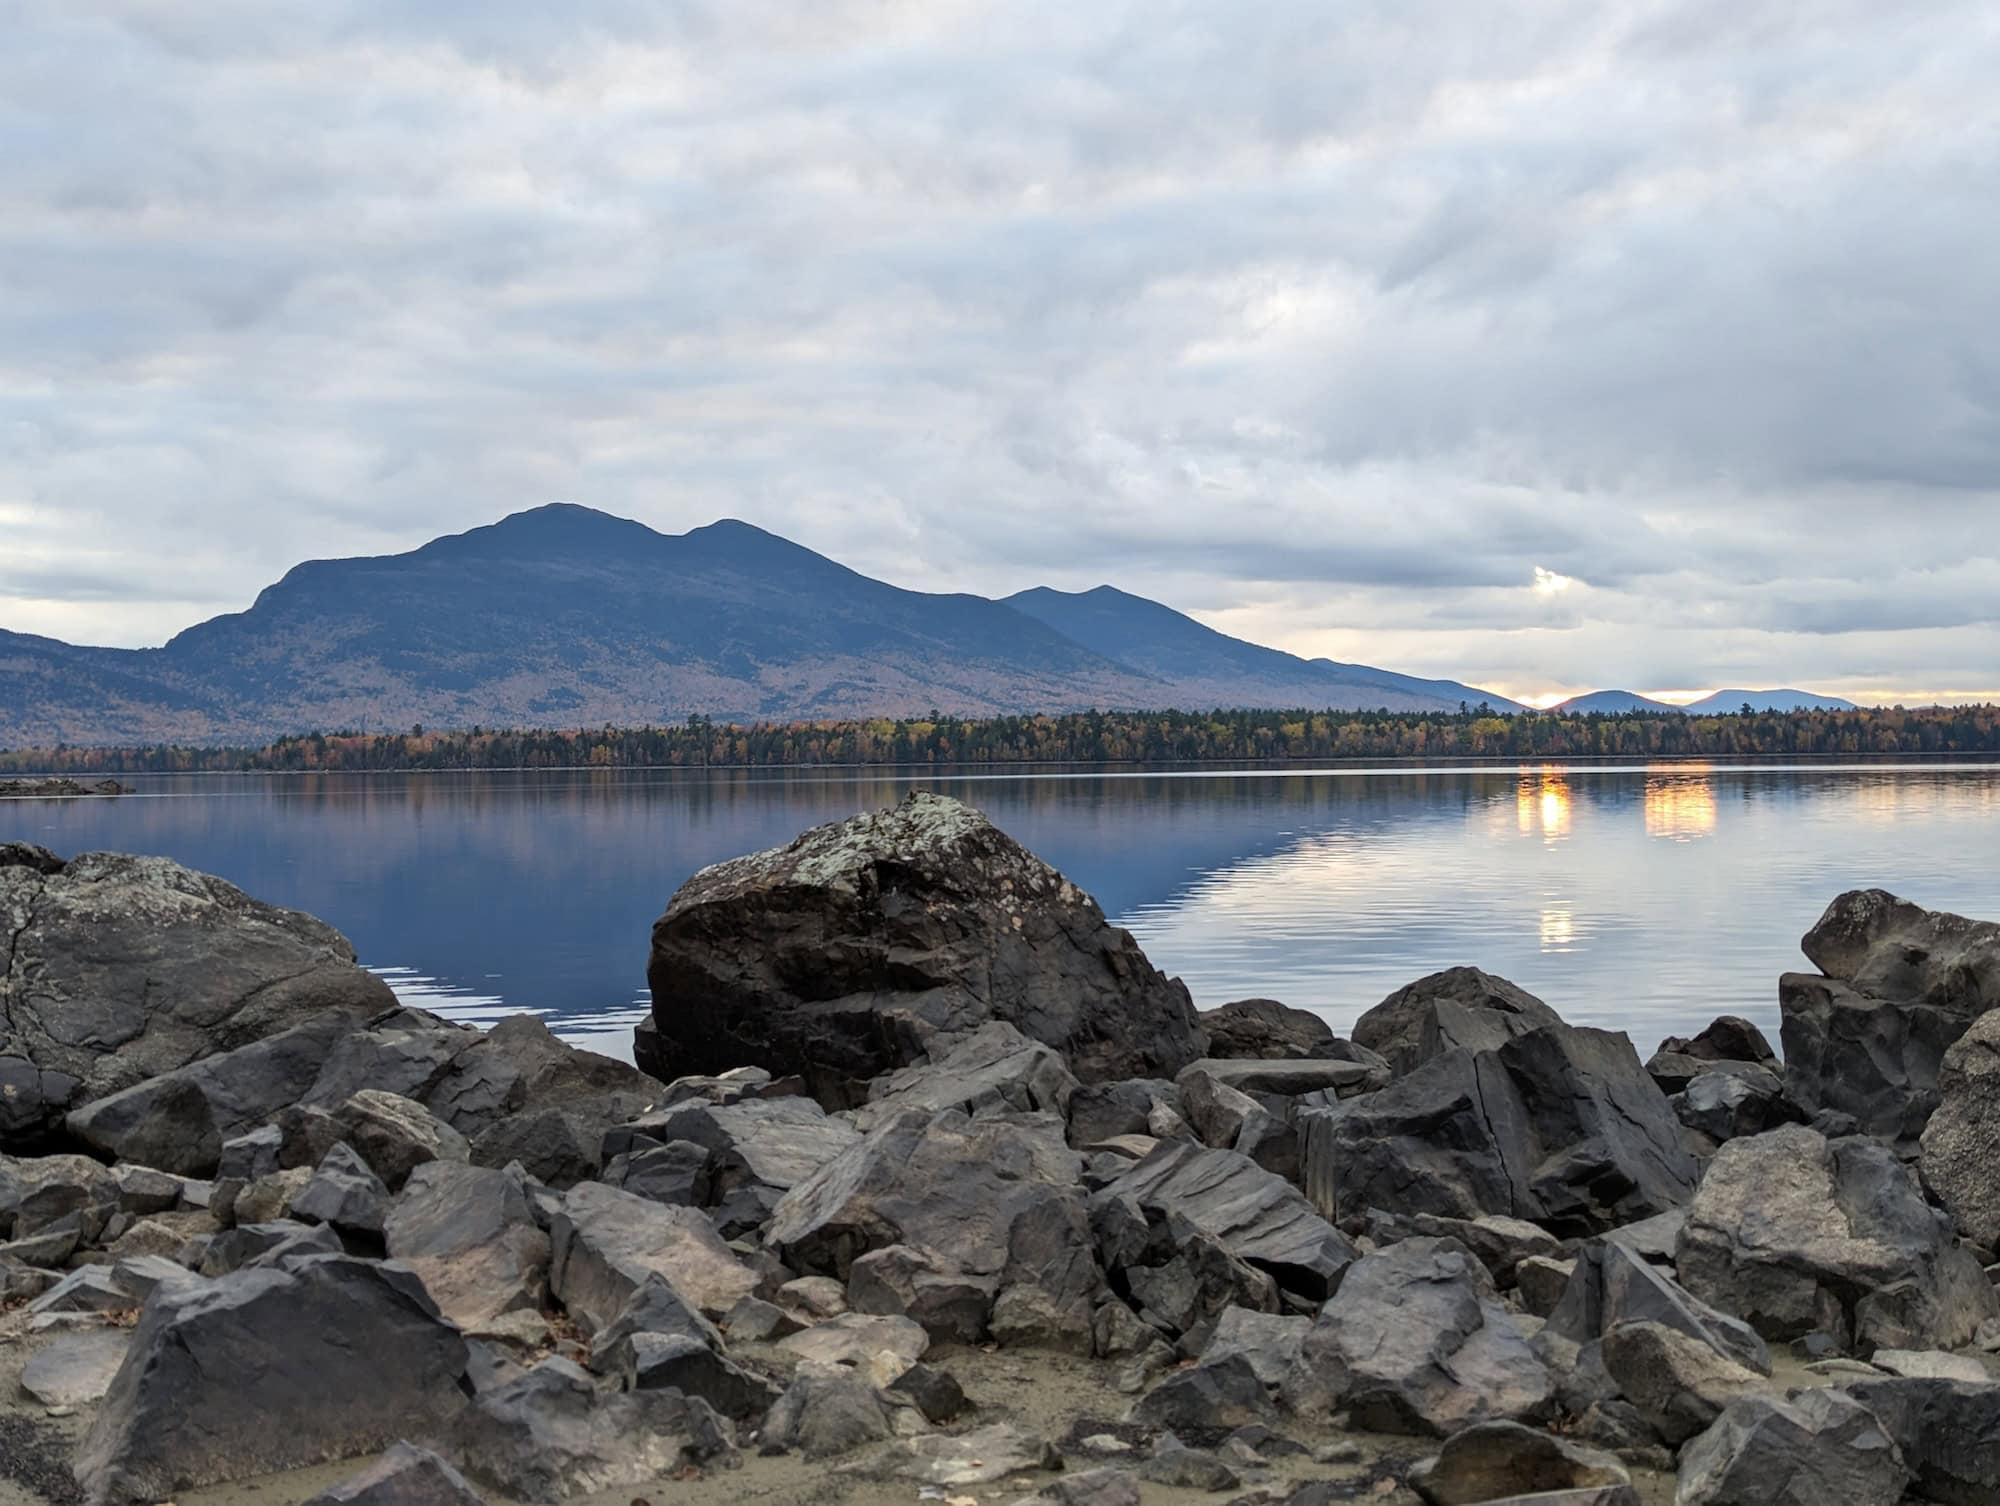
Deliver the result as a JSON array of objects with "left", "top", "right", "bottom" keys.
[{"left": 0, "top": 504, "right": 1519, "bottom": 746}]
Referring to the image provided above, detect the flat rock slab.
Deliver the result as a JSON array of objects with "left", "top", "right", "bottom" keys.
[
  {"left": 778, "top": 1313, "right": 929, "bottom": 1385},
  {"left": 876, "top": 1422, "right": 1057, "bottom": 1485},
  {"left": 1870, "top": 1349, "right": 1992, "bottom": 1383},
  {"left": 20, "top": 1329, "right": 131, "bottom": 1407}
]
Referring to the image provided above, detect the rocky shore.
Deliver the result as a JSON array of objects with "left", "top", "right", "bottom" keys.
[
  {"left": 3, "top": 793, "right": 1997, "bottom": 1506},
  {"left": 0, "top": 780, "right": 125, "bottom": 800}
]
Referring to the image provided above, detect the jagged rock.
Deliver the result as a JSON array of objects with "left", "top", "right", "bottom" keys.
[
  {"left": 1128, "top": 1352, "right": 1277, "bottom": 1430},
  {"left": 235, "top": 1165, "right": 315, "bottom": 1224},
  {"left": 619, "top": 1332, "right": 780, "bottom": 1419},
  {"left": 642, "top": 793, "right": 1206, "bottom": 1103},
  {"left": 1200, "top": 1306, "right": 1310, "bottom": 1387},
  {"left": 1066, "top": 1080, "right": 1182, "bottom": 1148},
  {"left": 601, "top": 1138, "right": 711, "bottom": 1205},
  {"left": 1012, "top": 1467, "right": 1141, "bottom": 1506},
  {"left": 1920, "top": 1010, "right": 2000, "bottom": 1249},
  {"left": 762, "top": 1366, "right": 896, "bottom": 1458},
  {"left": 448, "top": 1355, "right": 733, "bottom": 1503},
  {"left": 320, "top": 1091, "right": 471, "bottom": 1188},
  {"left": 424, "top": 1014, "right": 658, "bottom": 1142},
  {"left": 199, "top": 1218, "right": 342, "bottom": 1275},
  {"left": 1843, "top": 1376, "right": 2000, "bottom": 1506},
  {"left": 1544, "top": 1238, "right": 1770, "bottom": 1374},
  {"left": 28, "top": 1264, "right": 136, "bottom": 1314},
  {"left": 1868, "top": 1348, "right": 1991, "bottom": 1382},
  {"left": 860, "top": 1022, "right": 1079, "bottom": 1127},
  {"left": 384, "top": 1160, "right": 550, "bottom": 1328},
  {"left": 1661, "top": 1016, "right": 1778, "bottom": 1064},
  {"left": 1360, "top": 1211, "right": 1564, "bottom": 1288},
  {"left": 778, "top": 1311, "right": 929, "bottom": 1384},
  {"left": 584, "top": 1274, "right": 723, "bottom": 1370},
  {"left": 0, "top": 1152, "right": 118, "bottom": 1242},
  {"left": 1677, "top": 1124, "right": 1997, "bottom": 1351},
  {"left": 882, "top": 1421, "right": 1057, "bottom": 1484},
  {"left": 302, "top": 1443, "right": 490, "bottom": 1506},
  {"left": 108, "top": 1163, "right": 184, "bottom": 1214},
  {"left": 1604, "top": 1209, "right": 1684, "bottom": 1264},
  {"left": 1121, "top": 1225, "right": 1278, "bottom": 1346},
  {"left": 1352, "top": 967, "right": 1564, "bottom": 1075},
  {"left": 1282, "top": 1237, "right": 1553, "bottom": 1436},
  {"left": 1517, "top": 1256, "right": 1575, "bottom": 1317},
  {"left": 20, "top": 1329, "right": 131, "bottom": 1407},
  {"left": 847, "top": 1244, "right": 998, "bottom": 1343},
  {"left": 778, "top": 1274, "right": 849, "bottom": 1319},
  {"left": 1099, "top": 1141, "right": 1354, "bottom": 1301},
  {"left": 886, "top": 1361, "right": 968, "bottom": 1423},
  {"left": 75, "top": 1255, "right": 470, "bottom": 1504},
  {"left": 1303, "top": 1020, "right": 1697, "bottom": 1237},
  {"left": 0, "top": 852, "right": 395, "bottom": 1149},
  {"left": 1198, "top": 998, "right": 1339, "bottom": 1060},
  {"left": 1676, "top": 1388, "right": 1911, "bottom": 1506},
  {"left": 1599, "top": 1320, "right": 1769, "bottom": 1444},
  {"left": 1140, "top": 1434, "right": 1240, "bottom": 1491},
  {"left": 109, "top": 1253, "right": 198, "bottom": 1302},
  {"left": 606, "top": 1093, "right": 858, "bottom": 1205},
  {"left": 1188, "top": 1053, "right": 1390, "bottom": 1100},
  {"left": 1674, "top": 1066, "right": 1799, "bottom": 1143},
  {"left": 1176, "top": 1067, "right": 1298, "bottom": 1180},
  {"left": 724, "top": 1295, "right": 802, "bottom": 1342},
  {"left": 550, "top": 1180, "right": 757, "bottom": 1328},
  {"left": 290, "top": 1143, "right": 391, "bottom": 1236},
  {"left": 1407, "top": 1421, "right": 1633, "bottom": 1506}
]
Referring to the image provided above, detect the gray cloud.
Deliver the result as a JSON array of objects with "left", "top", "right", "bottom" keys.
[{"left": 1, "top": 0, "right": 1997, "bottom": 703}]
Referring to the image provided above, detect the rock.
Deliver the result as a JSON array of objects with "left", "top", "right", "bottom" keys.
[
  {"left": 847, "top": 1244, "right": 997, "bottom": 1344},
  {"left": 109, "top": 1253, "right": 198, "bottom": 1302},
  {"left": 1659, "top": 1017, "right": 1779, "bottom": 1065},
  {"left": 1360, "top": 1211, "right": 1564, "bottom": 1288},
  {"left": 1197, "top": 998, "right": 1339, "bottom": 1060},
  {"left": 448, "top": 1356, "right": 733, "bottom": 1502},
  {"left": 1186, "top": 1054, "right": 1390, "bottom": 1099},
  {"left": 860, "top": 1022, "right": 1079, "bottom": 1127},
  {"left": 1407, "top": 1420, "right": 1633, "bottom": 1506},
  {"left": 1141, "top": 1435, "right": 1240, "bottom": 1491},
  {"left": 1677, "top": 1124, "right": 1997, "bottom": 1351},
  {"left": 384, "top": 1161, "right": 550, "bottom": 1329},
  {"left": 235, "top": 1165, "right": 316, "bottom": 1224},
  {"left": 290, "top": 1142, "right": 391, "bottom": 1236},
  {"left": 302, "top": 1443, "right": 490, "bottom": 1506},
  {"left": 886, "top": 1361, "right": 968, "bottom": 1423},
  {"left": 761, "top": 1366, "right": 896, "bottom": 1458},
  {"left": 1644, "top": 1050, "right": 1714, "bottom": 1096},
  {"left": 199, "top": 1218, "right": 342, "bottom": 1275},
  {"left": 1843, "top": 1376, "right": 2000, "bottom": 1506},
  {"left": 1128, "top": 1352, "right": 1277, "bottom": 1430},
  {"left": 20, "top": 1329, "right": 131, "bottom": 1407},
  {"left": 1303, "top": 1020, "right": 1697, "bottom": 1237},
  {"left": 1013, "top": 1467, "right": 1142, "bottom": 1506},
  {"left": 1603, "top": 1209, "right": 1684, "bottom": 1264},
  {"left": 29, "top": 1266, "right": 137, "bottom": 1315},
  {"left": 1517, "top": 1257, "right": 1576, "bottom": 1317},
  {"left": 1352, "top": 967, "right": 1564, "bottom": 1076},
  {"left": 549, "top": 1181, "right": 757, "bottom": 1328},
  {"left": 778, "top": 1273, "right": 849, "bottom": 1319},
  {"left": 1200, "top": 1306, "right": 1311, "bottom": 1387},
  {"left": 0, "top": 1152, "right": 118, "bottom": 1241},
  {"left": 1803, "top": 887, "right": 2000, "bottom": 1002},
  {"left": 1676, "top": 1388, "right": 1911, "bottom": 1506},
  {"left": 725, "top": 1296, "right": 803, "bottom": 1342},
  {"left": 778, "top": 1312, "right": 929, "bottom": 1385},
  {"left": 882, "top": 1421, "right": 1057, "bottom": 1484},
  {"left": 584, "top": 1273, "right": 723, "bottom": 1370},
  {"left": 1066, "top": 1080, "right": 1182, "bottom": 1148},
  {"left": 75, "top": 1255, "right": 471, "bottom": 1505},
  {"left": 619, "top": 1332, "right": 781, "bottom": 1420},
  {"left": 1282, "top": 1238, "right": 1554, "bottom": 1436},
  {"left": 607, "top": 1094, "right": 858, "bottom": 1203},
  {"left": 1099, "top": 1141, "right": 1355, "bottom": 1301},
  {"left": 1868, "top": 1347, "right": 1991, "bottom": 1382},
  {"left": 1175, "top": 1067, "right": 1297, "bottom": 1179},
  {"left": 323, "top": 1091, "right": 471, "bottom": 1188},
  {"left": 1120, "top": 1226, "right": 1279, "bottom": 1345},
  {"left": 108, "top": 1164, "right": 184, "bottom": 1215},
  {"left": 601, "top": 1139, "right": 711, "bottom": 1206},
  {"left": 1543, "top": 1238, "right": 1771, "bottom": 1375},
  {"left": 1599, "top": 1320, "right": 1768, "bottom": 1444},
  {"left": 1674, "top": 1067, "right": 1799, "bottom": 1143},
  {"left": 0, "top": 852, "right": 395, "bottom": 1148},
  {"left": 642, "top": 792, "right": 1206, "bottom": 1103},
  {"left": 1920, "top": 1010, "right": 2000, "bottom": 1249}
]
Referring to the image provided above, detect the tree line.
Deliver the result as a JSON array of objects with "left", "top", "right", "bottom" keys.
[{"left": 5, "top": 702, "right": 2000, "bottom": 774}]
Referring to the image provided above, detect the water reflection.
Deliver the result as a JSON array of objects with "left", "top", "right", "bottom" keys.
[
  {"left": 1517, "top": 767, "right": 1573, "bottom": 842},
  {"left": 1645, "top": 768, "right": 1719, "bottom": 842}
]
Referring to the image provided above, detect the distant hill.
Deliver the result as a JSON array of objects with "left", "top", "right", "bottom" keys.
[
  {"left": 0, "top": 505, "right": 1521, "bottom": 746},
  {"left": 1004, "top": 585, "right": 1519, "bottom": 716},
  {"left": 1552, "top": 686, "right": 1860, "bottom": 715}
]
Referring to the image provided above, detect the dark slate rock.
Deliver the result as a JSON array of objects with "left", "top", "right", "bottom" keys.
[
  {"left": 760, "top": 1367, "right": 895, "bottom": 1460},
  {"left": 1675, "top": 1389, "right": 1911, "bottom": 1506},
  {"left": 1351, "top": 967, "right": 1563, "bottom": 1076},
  {"left": 600, "top": 1140, "right": 711, "bottom": 1206},
  {"left": 1543, "top": 1239, "right": 1770, "bottom": 1375},
  {"left": 1918, "top": 1011, "right": 2000, "bottom": 1250},
  {"left": 1196, "top": 998, "right": 1339, "bottom": 1060},
  {"left": 301, "top": 1443, "right": 490, "bottom": 1506},
  {"left": 290, "top": 1143, "right": 391, "bottom": 1237},
  {"left": 1127, "top": 1352, "right": 1277, "bottom": 1431},
  {"left": 383, "top": 1160, "right": 550, "bottom": 1329},
  {"left": 1842, "top": 1376, "right": 2000, "bottom": 1506},
  {"left": 1657, "top": 1017, "right": 1778, "bottom": 1066},
  {"left": 1406, "top": 1421, "right": 1633, "bottom": 1506},
  {"left": 1066, "top": 1080, "right": 1182, "bottom": 1148}
]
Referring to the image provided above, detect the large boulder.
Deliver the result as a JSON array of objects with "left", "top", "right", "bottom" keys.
[
  {"left": 1302, "top": 1018, "right": 1697, "bottom": 1237},
  {"left": 384, "top": 1160, "right": 551, "bottom": 1329},
  {"left": 1677, "top": 1124, "right": 1997, "bottom": 1352},
  {"left": 1781, "top": 890, "right": 2000, "bottom": 1140},
  {"left": 75, "top": 1255, "right": 471, "bottom": 1504},
  {"left": 0, "top": 851, "right": 394, "bottom": 1147},
  {"left": 1843, "top": 1377, "right": 2000, "bottom": 1506},
  {"left": 1676, "top": 1389, "right": 1911, "bottom": 1506},
  {"left": 641, "top": 792, "right": 1205, "bottom": 1104},
  {"left": 1351, "top": 967, "right": 1563, "bottom": 1076},
  {"left": 1197, "top": 999, "right": 1340, "bottom": 1060},
  {"left": 550, "top": 1181, "right": 757, "bottom": 1328},
  {"left": 1543, "top": 1238, "right": 1770, "bottom": 1375},
  {"left": 1281, "top": 1237, "right": 1554, "bottom": 1435},
  {"left": 1919, "top": 1011, "right": 2000, "bottom": 1250}
]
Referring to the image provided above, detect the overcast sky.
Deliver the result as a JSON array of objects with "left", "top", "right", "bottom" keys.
[{"left": 4, "top": 2, "right": 1997, "bottom": 705}]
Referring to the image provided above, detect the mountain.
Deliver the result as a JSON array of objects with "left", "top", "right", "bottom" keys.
[
  {"left": 1550, "top": 690, "right": 1686, "bottom": 714},
  {"left": 0, "top": 505, "right": 1520, "bottom": 746},
  {"left": 1680, "top": 688, "right": 1859, "bottom": 713},
  {"left": 1004, "top": 585, "right": 1519, "bottom": 715}
]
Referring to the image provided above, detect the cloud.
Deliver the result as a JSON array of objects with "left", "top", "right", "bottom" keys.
[{"left": 0, "top": 1, "right": 1996, "bottom": 703}]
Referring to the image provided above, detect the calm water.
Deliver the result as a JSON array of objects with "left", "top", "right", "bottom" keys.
[{"left": 8, "top": 762, "right": 2000, "bottom": 1061}]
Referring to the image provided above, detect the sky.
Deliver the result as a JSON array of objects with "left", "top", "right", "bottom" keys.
[{"left": 3, "top": 2, "right": 1998, "bottom": 707}]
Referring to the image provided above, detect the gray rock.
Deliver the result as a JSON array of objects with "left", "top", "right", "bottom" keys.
[
  {"left": 301, "top": 1443, "right": 490, "bottom": 1506},
  {"left": 882, "top": 1421, "right": 1056, "bottom": 1484},
  {"left": 1543, "top": 1238, "right": 1771, "bottom": 1375},
  {"left": 886, "top": 1361, "right": 968, "bottom": 1423},
  {"left": 75, "top": 1255, "right": 471, "bottom": 1505},
  {"left": 1014, "top": 1468, "right": 1141, "bottom": 1506},
  {"left": 448, "top": 1355, "right": 733, "bottom": 1503},
  {"left": 1360, "top": 1210, "right": 1564, "bottom": 1288},
  {"left": 20, "top": 1329, "right": 131, "bottom": 1407},
  {"left": 1065, "top": 1080, "right": 1182, "bottom": 1148},
  {"left": 860, "top": 1022, "right": 1078, "bottom": 1127},
  {"left": 1843, "top": 1376, "right": 2000, "bottom": 1506},
  {"left": 1200, "top": 1305, "right": 1310, "bottom": 1387},
  {"left": 1175, "top": 1066, "right": 1298, "bottom": 1180},
  {"left": 1141, "top": 1435, "right": 1239, "bottom": 1491},
  {"left": 1603, "top": 1209, "right": 1684, "bottom": 1264},
  {"left": 1599, "top": 1320, "right": 1769, "bottom": 1445},
  {"left": 1128, "top": 1352, "right": 1277, "bottom": 1430},
  {"left": 641, "top": 792, "right": 1206, "bottom": 1103},
  {"left": 1282, "top": 1237, "right": 1554, "bottom": 1436},
  {"left": 1407, "top": 1421, "right": 1633, "bottom": 1506},
  {"left": 1122, "top": 1226, "right": 1278, "bottom": 1346},
  {"left": 1517, "top": 1256, "right": 1576, "bottom": 1318},
  {"left": 1099, "top": 1141, "right": 1355, "bottom": 1301},
  {"left": 1676, "top": 1388, "right": 1911, "bottom": 1506},
  {"left": 1674, "top": 1067, "right": 1799, "bottom": 1143},
  {"left": 619, "top": 1331, "right": 781, "bottom": 1420},
  {"left": 1919, "top": 1010, "right": 2000, "bottom": 1249},
  {"left": 606, "top": 1093, "right": 859, "bottom": 1200},
  {"left": 28, "top": 1265, "right": 136, "bottom": 1315},
  {"left": 109, "top": 1164, "right": 184, "bottom": 1216},
  {"left": 324, "top": 1091, "right": 471, "bottom": 1189},
  {"left": 290, "top": 1142, "right": 391, "bottom": 1236},
  {"left": 601, "top": 1139, "right": 711, "bottom": 1206},
  {"left": 1352, "top": 967, "right": 1564, "bottom": 1075},
  {"left": 1196, "top": 998, "right": 1340, "bottom": 1061},
  {"left": 1303, "top": 1020, "right": 1697, "bottom": 1237},
  {"left": 550, "top": 1180, "right": 757, "bottom": 1328},
  {"left": 1658, "top": 1017, "right": 1779, "bottom": 1066},
  {"left": 199, "top": 1218, "right": 342, "bottom": 1276},
  {"left": 777, "top": 1312, "right": 929, "bottom": 1385},
  {"left": 1869, "top": 1348, "right": 1991, "bottom": 1382},
  {"left": 1677, "top": 1124, "right": 1997, "bottom": 1351},
  {"left": 384, "top": 1160, "right": 550, "bottom": 1329},
  {"left": 761, "top": 1366, "right": 895, "bottom": 1459},
  {"left": 847, "top": 1243, "right": 998, "bottom": 1344},
  {"left": 585, "top": 1274, "right": 723, "bottom": 1369},
  {"left": 1, "top": 852, "right": 395, "bottom": 1149},
  {"left": 0, "top": 1152, "right": 118, "bottom": 1242}
]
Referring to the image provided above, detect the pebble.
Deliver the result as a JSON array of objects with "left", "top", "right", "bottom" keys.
[{"left": 1313, "top": 1441, "right": 1362, "bottom": 1465}]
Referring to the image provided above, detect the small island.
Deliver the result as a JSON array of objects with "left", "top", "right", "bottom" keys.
[{"left": 0, "top": 776, "right": 127, "bottom": 798}]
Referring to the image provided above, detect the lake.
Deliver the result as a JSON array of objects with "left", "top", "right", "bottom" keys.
[{"left": 8, "top": 761, "right": 1999, "bottom": 1062}]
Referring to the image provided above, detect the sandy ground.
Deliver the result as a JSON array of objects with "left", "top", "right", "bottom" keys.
[{"left": 0, "top": 1301, "right": 1689, "bottom": 1506}]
